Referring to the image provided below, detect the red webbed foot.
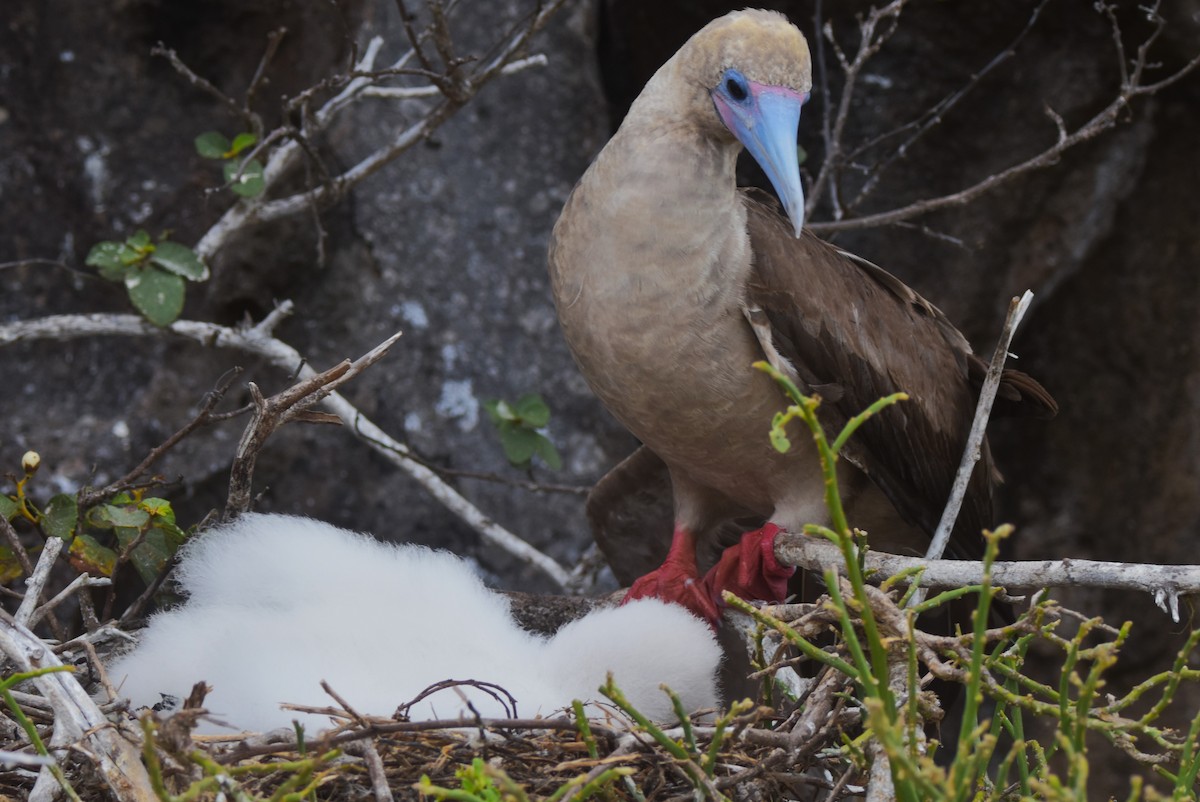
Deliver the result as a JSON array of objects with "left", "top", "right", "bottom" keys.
[
  {"left": 621, "top": 525, "right": 721, "bottom": 626},
  {"left": 700, "top": 523, "right": 794, "bottom": 606}
]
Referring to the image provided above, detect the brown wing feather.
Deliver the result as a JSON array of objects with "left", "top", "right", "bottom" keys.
[{"left": 743, "top": 192, "right": 1016, "bottom": 558}]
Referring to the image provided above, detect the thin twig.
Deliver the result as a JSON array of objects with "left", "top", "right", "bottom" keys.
[
  {"left": 77, "top": 368, "right": 244, "bottom": 509},
  {"left": 806, "top": 0, "right": 907, "bottom": 220},
  {"left": 27, "top": 574, "right": 111, "bottom": 630},
  {"left": 0, "top": 515, "right": 36, "bottom": 578},
  {"left": 151, "top": 43, "right": 245, "bottom": 123},
  {"left": 924, "top": 291, "right": 1032, "bottom": 565},
  {"left": 192, "top": 1, "right": 563, "bottom": 262},
  {"left": 844, "top": 0, "right": 1049, "bottom": 214},
  {"left": 808, "top": 9, "right": 1200, "bottom": 234},
  {"left": 15, "top": 538, "right": 65, "bottom": 628}
]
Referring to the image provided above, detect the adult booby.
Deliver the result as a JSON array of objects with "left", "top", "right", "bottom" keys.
[{"left": 549, "top": 10, "right": 1054, "bottom": 623}]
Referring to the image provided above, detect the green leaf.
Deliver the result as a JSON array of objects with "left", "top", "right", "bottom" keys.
[
  {"left": 485, "top": 399, "right": 516, "bottom": 425},
  {"left": 223, "top": 158, "right": 265, "bottom": 197},
  {"left": 769, "top": 429, "right": 791, "bottom": 454},
  {"left": 85, "top": 241, "right": 139, "bottom": 281},
  {"left": 497, "top": 422, "right": 538, "bottom": 466},
  {"left": 116, "top": 523, "right": 185, "bottom": 585},
  {"left": 0, "top": 495, "right": 18, "bottom": 522},
  {"left": 92, "top": 504, "right": 150, "bottom": 529},
  {"left": 140, "top": 498, "right": 175, "bottom": 523},
  {"left": 149, "top": 241, "right": 209, "bottom": 281},
  {"left": 68, "top": 535, "right": 116, "bottom": 577},
  {"left": 125, "top": 265, "right": 185, "bottom": 327},
  {"left": 532, "top": 434, "right": 561, "bottom": 470},
  {"left": 0, "top": 547, "right": 24, "bottom": 583},
  {"left": 41, "top": 494, "right": 78, "bottom": 540},
  {"left": 513, "top": 393, "right": 550, "bottom": 428},
  {"left": 127, "top": 229, "right": 152, "bottom": 251},
  {"left": 195, "top": 131, "right": 231, "bottom": 159},
  {"left": 229, "top": 132, "right": 258, "bottom": 156}
]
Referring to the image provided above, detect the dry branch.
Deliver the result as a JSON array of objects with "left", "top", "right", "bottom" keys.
[
  {"left": 774, "top": 533, "right": 1200, "bottom": 621},
  {"left": 924, "top": 291, "right": 1032, "bottom": 563},
  {"left": 0, "top": 309, "right": 571, "bottom": 588}
]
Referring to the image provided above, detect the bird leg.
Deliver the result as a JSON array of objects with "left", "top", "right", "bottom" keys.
[
  {"left": 699, "top": 523, "right": 794, "bottom": 608},
  {"left": 623, "top": 524, "right": 722, "bottom": 625},
  {"left": 623, "top": 523, "right": 795, "bottom": 628}
]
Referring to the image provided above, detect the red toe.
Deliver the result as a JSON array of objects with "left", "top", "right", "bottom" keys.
[
  {"left": 701, "top": 523, "right": 794, "bottom": 604},
  {"left": 621, "top": 525, "right": 721, "bottom": 627}
]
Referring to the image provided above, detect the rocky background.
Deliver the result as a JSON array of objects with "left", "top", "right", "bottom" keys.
[{"left": 2, "top": 0, "right": 1198, "bottom": 793}]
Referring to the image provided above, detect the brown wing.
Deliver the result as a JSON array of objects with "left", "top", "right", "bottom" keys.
[{"left": 742, "top": 192, "right": 1054, "bottom": 557}]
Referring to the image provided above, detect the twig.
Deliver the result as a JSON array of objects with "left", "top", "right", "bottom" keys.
[
  {"left": 807, "top": 3, "right": 1200, "bottom": 234},
  {"left": 243, "top": 28, "right": 288, "bottom": 134},
  {"left": 924, "top": 291, "right": 1032, "bottom": 564},
  {"left": 359, "top": 738, "right": 394, "bottom": 802},
  {"left": 359, "top": 54, "right": 548, "bottom": 99},
  {"left": 27, "top": 574, "right": 111, "bottom": 630},
  {"left": 0, "top": 515, "right": 36, "bottom": 578},
  {"left": 192, "top": 0, "right": 566, "bottom": 261},
  {"left": 843, "top": 0, "right": 1049, "bottom": 215},
  {"left": 151, "top": 43, "right": 245, "bottom": 124},
  {"left": 0, "top": 310, "right": 571, "bottom": 589},
  {"left": 15, "top": 537, "right": 65, "bottom": 628},
  {"left": 77, "top": 367, "right": 244, "bottom": 509},
  {"left": 224, "top": 335, "right": 398, "bottom": 518},
  {"left": 806, "top": 0, "right": 907, "bottom": 221}
]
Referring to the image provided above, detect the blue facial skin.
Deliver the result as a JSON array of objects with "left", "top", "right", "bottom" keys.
[{"left": 711, "top": 68, "right": 807, "bottom": 237}]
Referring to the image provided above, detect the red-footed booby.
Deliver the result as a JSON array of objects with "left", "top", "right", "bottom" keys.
[{"left": 549, "top": 10, "right": 1055, "bottom": 624}]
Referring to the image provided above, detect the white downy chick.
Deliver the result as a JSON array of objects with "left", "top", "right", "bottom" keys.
[{"left": 106, "top": 513, "right": 720, "bottom": 734}]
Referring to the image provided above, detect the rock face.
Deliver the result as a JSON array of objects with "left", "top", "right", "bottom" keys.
[
  {"left": 0, "top": 0, "right": 614, "bottom": 593},
  {"left": 1, "top": 0, "right": 1199, "bottom": 790}
]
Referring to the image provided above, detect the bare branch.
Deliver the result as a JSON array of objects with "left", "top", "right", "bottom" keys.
[
  {"left": 0, "top": 310, "right": 571, "bottom": 589},
  {"left": 843, "top": 0, "right": 1049, "bottom": 215},
  {"left": 806, "top": 0, "right": 907, "bottom": 221},
  {"left": 193, "top": 0, "right": 566, "bottom": 262},
  {"left": 807, "top": 1, "right": 1200, "bottom": 234},
  {"left": 774, "top": 533, "right": 1200, "bottom": 621},
  {"left": 243, "top": 27, "right": 288, "bottom": 134},
  {"left": 27, "top": 573, "right": 111, "bottom": 630},
  {"left": 924, "top": 291, "right": 1032, "bottom": 563}
]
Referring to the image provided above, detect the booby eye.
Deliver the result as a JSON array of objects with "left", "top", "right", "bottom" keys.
[{"left": 722, "top": 70, "right": 749, "bottom": 102}]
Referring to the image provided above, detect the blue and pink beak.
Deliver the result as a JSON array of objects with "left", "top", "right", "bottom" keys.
[{"left": 711, "top": 68, "right": 808, "bottom": 237}]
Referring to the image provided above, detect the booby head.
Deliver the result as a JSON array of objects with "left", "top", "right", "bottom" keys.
[{"left": 684, "top": 10, "right": 812, "bottom": 237}]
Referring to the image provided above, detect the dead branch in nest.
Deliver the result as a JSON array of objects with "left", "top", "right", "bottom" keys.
[
  {"left": 805, "top": 0, "right": 1200, "bottom": 235},
  {"left": 0, "top": 546, "right": 152, "bottom": 801},
  {"left": 0, "top": 307, "right": 571, "bottom": 588}
]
